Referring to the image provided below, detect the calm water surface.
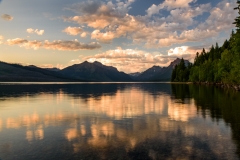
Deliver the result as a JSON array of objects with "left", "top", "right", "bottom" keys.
[{"left": 0, "top": 83, "right": 240, "bottom": 160}]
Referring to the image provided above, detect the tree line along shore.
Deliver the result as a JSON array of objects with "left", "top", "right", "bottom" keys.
[{"left": 171, "top": 1, "right": 240, "bottom": 91}]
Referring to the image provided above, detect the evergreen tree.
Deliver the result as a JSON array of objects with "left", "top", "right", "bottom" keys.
[
  {"left": 171, "top": 2, "right": 240, "bottom": 85},
  {"left": 233, "top": 1, "right": 240, "bottom": 30},
  {"left": 171, "top": 66, "right": 177, "bottom": 81},
  {"left": 209, "top": 45, "right": 215, "bottom": 61},
  {"left": 214, "top": 43, "right": 220, "bottom": 60}
]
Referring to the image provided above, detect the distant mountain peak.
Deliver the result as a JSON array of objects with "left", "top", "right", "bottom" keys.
[
  {"left": 130, "top": 58, "right": 190, "bottom": 81},
  {"left": 44, "top": 67, "right": 61, "bottom": 72},
  {"left": 129, "top": 72, "right": 141, "bottom": 77},
  {"left": 60, "top": 60, "right": 132, "bottom": 82},
  {"left": 151, "top": 65, "right": 162, "bottom": 68},
  {"left": 169, "top": 58, "right": 189, "bottom": 68},
  {"left": 93, "top": 61, "right": 103, "bottom": 66},
  {"left": 82, "top": 61, "right": 90, "bottom": 64},
  {"left": 28, "top": 65, "right": 38, "bottom": 68},
  {"left": 80, "top": 61, "right": 103, "bottom": 66}
]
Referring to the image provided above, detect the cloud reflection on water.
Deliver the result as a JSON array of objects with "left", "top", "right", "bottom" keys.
[
  {"left": 0, "top": 119, "right": 2, "bottom": 132},
  {"left": 0, "top": 83, "right": 237, "bottom": 159}
]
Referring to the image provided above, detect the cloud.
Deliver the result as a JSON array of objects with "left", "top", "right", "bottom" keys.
[
  {"left": 138, "top": 0, "right": 236, "bottom": 48},
  {"left": 1, "top": 14, "right": 13, "bottom": 21},
  {"left": 26, "top": 28, "right": 45, "bottom": 35},
  {"left": 7, "top": 38, "right": 28, "bottom": 45},
  {"left": 7, "top": 38, "right": 42, "bottom": 50},
  {"left": 44, "top": 39, "right": 101, "bottom": 51},
  {"left": 91, "top": 30, "right": 116, "bottom": 43},
  {"left": 63, "top": 0, "right": 236, "bottom": 48},
  {"left": 167, "top": 46, "right": 203, "bottom": 60},
  {"left": 64, "top": 0, "right": 136, "bottom": 29},
  {"left": 68, "top": 1, "right": 102, "bottom": 15},
  {"left": 175, "top": 0, "right": 237, "bottom": 42},
  {"left": 63, "top": 26, "right": 83, "bottom": 36},
  {"left": 0, "top": 35, "right": 3, "bottom": 44},
  {"left": 198, "top": 0, "right": 237, "bottom": 32},
  {"left": 166, "top": 3, "right": 211, "bottom": 25},
  {"left": 67, "top": 0, "right": 134, "bottom": 16},
  {"left": 83, "top": 47, "right": 197, "bottom": 73},
  {"left": 147, "top": 0, "right": 198, "bottom": 17},
  {"left": 81, "top": 32, "right": 88, "bottom": 38},
  {"left": 6, "top": 38, "right": 101, "bottom": 51}
]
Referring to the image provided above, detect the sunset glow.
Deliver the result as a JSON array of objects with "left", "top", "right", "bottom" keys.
[{"left": 0, "top": 0, "right": 237, "bottom": 72}]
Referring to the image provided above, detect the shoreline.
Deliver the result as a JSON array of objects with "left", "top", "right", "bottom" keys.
[
  {"left": 193, "top": 82, "right": 240, "bottom": 91},
  {"left": 0, "top": 81, "right": 239, "bottom": 91},
  {"left": 170, "top": 81, "right": 240, "bottom": 91}
]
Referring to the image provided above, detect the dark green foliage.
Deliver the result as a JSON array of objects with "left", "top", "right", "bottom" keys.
[
  {"left": 233, "top": 1, "right": 240, "bottom": 30},
  {"left": 171, "top": 58, "right": 191, "bottom": 82},
  {"left": 171, "top": 1, "right": 240, "bottom": 85}
]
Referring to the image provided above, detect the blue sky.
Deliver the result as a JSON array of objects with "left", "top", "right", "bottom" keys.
[{"left": 0, "top": 0, "right": 237, "bottom": 73}]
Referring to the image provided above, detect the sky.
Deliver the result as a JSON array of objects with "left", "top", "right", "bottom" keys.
[{"left": 0, "top": 0, "right": 238, "bottom": 73}]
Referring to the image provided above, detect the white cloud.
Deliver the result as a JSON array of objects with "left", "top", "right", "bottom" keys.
[
  {"left": 167, "top": 46, "right": 202, "bottom": 61},
  {"left": 168, "top": 46, "right": 189, "bottom": 56},
  {"left": 146, "top": 4, "right": 164, "bottom": 17},
  {"left": 63, "top": 26, "right": 83, "bottom": 36},
  {"left": 6, "top": 38, "right": 101, "bottom": 51},
  {"left": 147, "top": 0, "right": 196, "bottom": 17},
  {"left": 26, "top": 28, "right": 34, "bottom": 33},
  {"left": 1, "top": 14, "right": 13, "bottom": 21},
  {"left": 26, "top": 28, "right": 45, "bottom": 35},
  {"left": 198, "top": 0, "right": 237, "bottom": 32}
]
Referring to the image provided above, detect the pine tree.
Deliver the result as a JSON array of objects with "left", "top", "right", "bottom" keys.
[
  {"left": 194, "top": 52, "right": 200, "bottom": 65},
  {"left": 209, "top": 45, "right": 215, "bottom": 61},
  {"left": 233, "top": 1, "right": 240, "bottom": 30},
  {"left": 171, "top": 66, "right": 177, "bottom": 81},
  {"left": 171, "top": 1, "right": 240, "bottom": 84}
]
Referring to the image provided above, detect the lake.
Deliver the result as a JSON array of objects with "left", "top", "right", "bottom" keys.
[{"left": 0, "top": 83, "right": 239, "bottom": 160}]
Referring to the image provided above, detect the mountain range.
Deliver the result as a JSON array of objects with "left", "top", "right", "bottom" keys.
[
  {"left": 130, "top": 58, "right": 190, "bottom": 81},
  {"left": 61, "top": 61, "right": 132, "bottom": 82},
  {"left": 0, "top": 58, "right": 189, "bottom": 82}
]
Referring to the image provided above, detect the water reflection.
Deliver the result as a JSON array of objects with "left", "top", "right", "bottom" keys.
[
  {"left": 0, "top": 119, "right": 2, "bottom": 132},
  {"left": 171, "top": 84, "right": 240, "bottom": 157},
  {"left": 0, "top": 83, "right": 239, "bottom": 159}
]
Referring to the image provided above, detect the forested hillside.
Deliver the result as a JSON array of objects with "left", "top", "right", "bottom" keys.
[{"left": 171, "top": 1, "right": 240, "bottom": 85}]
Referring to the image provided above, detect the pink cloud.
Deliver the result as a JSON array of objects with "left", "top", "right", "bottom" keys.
[
  {"left": 1, "top": 14, "right": 13, "bottom": 21},
  {"left": 26, "top": 28, "right": 45, "bottom": 35},
  {"left": 63, "top": 26, "right": 83, "bottom": 36},
  {"left": 63, "top": 0, "right": 236, "bottom": 48},
  {"left": 6, "top": 38, "right": 101, "bottom": 51},
  {"left": 83, "top": 47, "right": 198, "bottom": 73},
  {"left": 44, "top": 39, "right": 101, "bottom": 51}
]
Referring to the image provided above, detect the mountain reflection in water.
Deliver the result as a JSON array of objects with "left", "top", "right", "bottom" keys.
[{"left": 0, "top": 83, "right": 239, "bottom": 160}]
